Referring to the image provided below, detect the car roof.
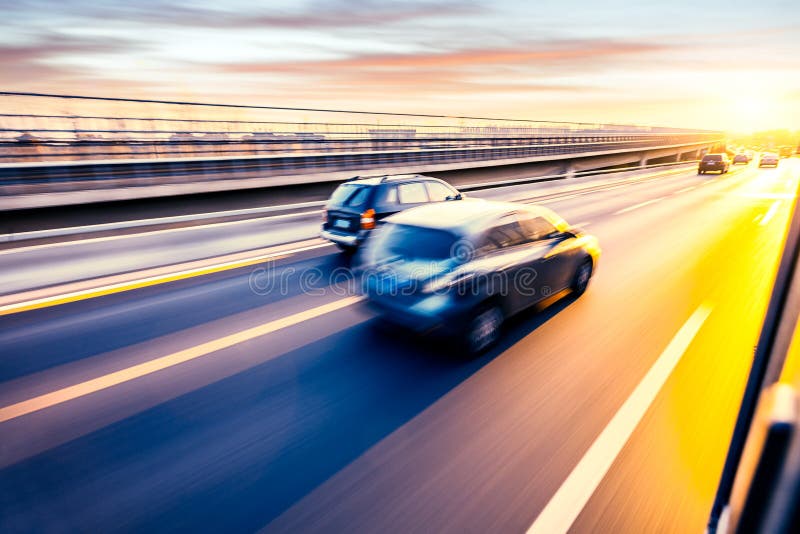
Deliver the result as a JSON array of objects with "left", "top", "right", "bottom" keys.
[
  {"left": 386, "top": 199, "right": 557, "bottom": 233},
  {"left": 345, "top": 174, "right": 439, "bottom": 186}
]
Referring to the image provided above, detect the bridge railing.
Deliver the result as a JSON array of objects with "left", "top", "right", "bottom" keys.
[{"left": 0, "top": 92, "right": 722, "bottom": 164}]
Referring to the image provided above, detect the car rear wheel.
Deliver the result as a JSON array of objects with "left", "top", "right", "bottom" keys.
[
  {"left": 571, "top": 258, "right": 593, "bottom": 296},
  {"left": 465, "top": 304, "right": 503, "bottom": 355}
]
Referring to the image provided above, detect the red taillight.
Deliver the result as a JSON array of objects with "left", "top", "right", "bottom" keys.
[
  {"left": 322, "top": 209, "right": 328, "bottom": 223},
  {"left": 361, "top": 208, "right": 375, "bottom": 230}
]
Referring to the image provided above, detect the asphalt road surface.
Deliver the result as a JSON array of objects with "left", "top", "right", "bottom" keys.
[{"left": 0, "top": 160, "right": 797, "bottom": 533}]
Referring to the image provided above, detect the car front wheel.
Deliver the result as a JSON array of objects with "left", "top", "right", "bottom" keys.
[{"left": 571, "top": 259, "right": 593, "bottom": 296}]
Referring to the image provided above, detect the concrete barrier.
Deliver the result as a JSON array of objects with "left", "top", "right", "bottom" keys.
[{"left": 0, "top": 137, "right": 717, "bottom": 210}]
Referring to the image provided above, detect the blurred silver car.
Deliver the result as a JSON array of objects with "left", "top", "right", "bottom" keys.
[
  {"left": 362, "top": 200, "right": 601, "bottom": 354},
  {"left": 759, "top": 153, "right": 780, "bottom": 167}
]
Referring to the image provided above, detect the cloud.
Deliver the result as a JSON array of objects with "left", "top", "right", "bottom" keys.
[
  {"left": 194, "top": 40, "right": 663, "bottom": 105},
  {"left": 233, "top": 1, "right": 480, "bottom": 29},
  {"left": 0, "top": 32, "right": 144, "bottom": 87},
  {"left": 220, "top": 39, "right": 668, "bottom": 73},
  {"left": 7, "top": 0, "right": 478, "bottom": 30},
  {"left": 0, "top": 33, "right": 138, "bottom": 62}
]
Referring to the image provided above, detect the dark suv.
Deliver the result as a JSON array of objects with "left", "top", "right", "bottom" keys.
[
  {"left": 320, "top": 174, "right": 463, "bottom": 252},
  {"left": 698, "top": 154, "right": 730, "bottom": 174}
]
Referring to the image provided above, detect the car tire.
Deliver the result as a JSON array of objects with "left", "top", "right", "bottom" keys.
[
  {"left": 464, "top": 304, "right": 503, "bottom": 356},
  {"left": 335, "top": 243, "right": 357, "bottom": 254},
  {"left": 571, "top": 258, "right": 593, "bottom": 296}
]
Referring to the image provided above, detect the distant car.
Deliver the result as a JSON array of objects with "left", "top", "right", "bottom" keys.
[
  {"left": 363, "top": 200, "right": 601, "bottom": 354},
  {"left": 698, "top": 154, "right": 730, "bottom": 174},
  {"left": 320, "top": 174, "right": 463, "bottom": 252},
  {"left": 732, "top": 154, "right": 750, "bottom": 165},
  {"left": 779, "top": 146, "right": 793, "bottom": 158},
  {"left": 759, "top": 153, "right": 780, "bottom": 167}
]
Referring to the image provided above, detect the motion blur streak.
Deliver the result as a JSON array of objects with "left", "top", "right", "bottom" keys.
[
  {"left": 527, "top": 303, "right": 712, "bottom": 534},
  {"left": 0, "top": 161, "right": 796, "bottom": 532},
  {"left": 0, "top": 241, "right": 329, "bottom": 316},
  {"left": 0, "top": 296, "right": 362, "bottom": 423}
]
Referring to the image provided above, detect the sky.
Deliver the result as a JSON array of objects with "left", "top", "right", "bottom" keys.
[{"left": 1, "top": 0, "right": 799, "bottom": 132}]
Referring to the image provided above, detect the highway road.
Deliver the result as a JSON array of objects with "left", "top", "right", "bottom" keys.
[{"left": 0, "top": 160, "right": 797, "bottom": 532}]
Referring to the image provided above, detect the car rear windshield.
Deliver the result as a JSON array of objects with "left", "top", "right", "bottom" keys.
[
  {"left": 702, "top": 155, "right": 723, "bottom": 162},
  {"left": 374, "top": 223, "right": 458, "bottom": 261},
  {"left": 328, "top": 184, "right": 371, "bottom": 208}
]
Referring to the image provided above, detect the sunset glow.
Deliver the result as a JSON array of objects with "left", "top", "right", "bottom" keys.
[{"left": 1, "top": 1, "right": 799, "bottom": 131}]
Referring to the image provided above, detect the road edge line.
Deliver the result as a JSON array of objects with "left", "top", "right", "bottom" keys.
[{"left": 526, "top": 302, "right": 713, "bottom": 534}]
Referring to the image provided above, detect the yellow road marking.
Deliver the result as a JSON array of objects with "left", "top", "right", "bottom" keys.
[{"left": 0, "top": 242, "right": 330, "bottom": 316}]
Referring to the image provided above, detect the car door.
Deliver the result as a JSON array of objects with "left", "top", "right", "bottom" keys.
[
  {"left": 517, "top": 212, "right": 578, "bottom": 294},
  {"left": 479, "top": 214, "right": 545, "bottom": 315}
]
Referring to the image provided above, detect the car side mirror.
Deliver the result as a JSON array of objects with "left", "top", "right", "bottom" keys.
[
  {"left": 446, "top": 193, "right": 463, "bottom": 201},
  {"left": 560, "top": 228, "right": 581, "bottom": 239}
]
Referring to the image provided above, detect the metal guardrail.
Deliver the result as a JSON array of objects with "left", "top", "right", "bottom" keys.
[
  {"left": 0, "top": 138, "right": 714, "bottom": 188},
  {"left": 0, "top": 92, "right": 722, "bottom": 205},
  {"left": 0, "top": 92, "right": 722, "bottom": 164}
]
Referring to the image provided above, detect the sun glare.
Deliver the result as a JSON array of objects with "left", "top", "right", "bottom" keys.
[{"left": 724, "top": 90, "right": 783, "bottom": 132}]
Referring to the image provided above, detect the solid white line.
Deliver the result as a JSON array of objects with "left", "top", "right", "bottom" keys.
[
  {"left": 614, "top": 196, "right": 665, "bottom": 215},
  {"left": 0, "top": 200, "right": 327, "bottom": 244},
  {"left": 759, "top": 200, "right": 781, "bottom": 226},
  {"left": 674, "top": 185, "right": 696, "bottom": 194},
  {"left": 533, "top": 174, "right": 682, "bottom": 206},
  {"left": 0, "top": 295, "right": 364, "bottom": 424},
  {"left": 526, "top": 303, "right": 713, "bottom": 534},
  {"left": 0, "top": 210, "right": 323, "bottom": 256}
]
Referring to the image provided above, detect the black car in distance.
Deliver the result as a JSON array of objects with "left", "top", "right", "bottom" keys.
[
  {"left": 320, "top": 174, "right": 463, "bottom": 252},
  {"left": 698, "top": 154, "right": 731, "bottom": 174}
]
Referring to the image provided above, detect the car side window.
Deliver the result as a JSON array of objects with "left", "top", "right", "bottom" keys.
[
  {"left": 518, "top": 215, "right": 559, "bottom": 241},
  {"left": 380, "top": 185, "right": 398, "bottom": 206},
  {"left": 425, "top": 181, "right": 455, "bottom": 202},
  {"left": 344, "top": 187, "right": 370, "bottom": 208},
  {"left": 398, "top": 182, "right": 429, "bottom": 204},
  {"left": 484, "top": 215, "right": 528, "bottom": 249}
]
